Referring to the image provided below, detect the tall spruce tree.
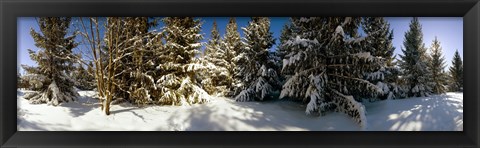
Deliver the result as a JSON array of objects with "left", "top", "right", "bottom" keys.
[
  {"left": 154, "top": 17, "right": 210, "bottom": 105},
  {"left": 234, "top": 17, "right": 280, "bottom": 101},
  {"left": 428, "top": 37, "right": 448, "bottom": 94},
  {"left": 21, "top": 17, "right": 79, "bottom": 105},
  {"left": 276, "top": 21, "right": 295, "bottom": 84},
  {"left": 398, "top": 17, "right": 432, "bottom": 97},
  {"left": 222, "top": 17, "right": 243, "bottom": 96},
  {"left": 280, "top": 17, "right": 387, "bottom": 128},
  {"left": 277, "top": 22, "right": 294, "bottom": 61},
  {"left": 449, "top": 50, "right": 463, "bottom": 92},
  {"left": 202, "top": 20, "right": 231, "bottom": 96},
  {"left": 361, "top": 17, "right": 402, "bottom": 100}
]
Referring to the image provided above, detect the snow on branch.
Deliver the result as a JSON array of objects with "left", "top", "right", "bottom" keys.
[
  {"left": 235, "top": 88, "right": 255, "bottom": 102},
  {"left": 282, "top": 51, "right": 304, "bottom": 71},
  {"left": 331, "top": 89, "right": 367, "bottom": 129},
  {"left": 335, "top": 26, "right": 345, "bottom": 37},
  {"left": 353, "top": 52, "right": 374, "bottom": 62}
]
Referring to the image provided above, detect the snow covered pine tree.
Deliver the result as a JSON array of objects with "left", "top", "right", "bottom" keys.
[
  {"left": 202, "top": 20, "right": 231, "bottom": 96},
  {"left": 221, "top": 17, "right": 243, "bottom": 96},
  {"left": 71, "top": 63, "right": 95, "bottom": 90},
  {"left": 398, "top": 17, "right": 433, "bottom": 97},
  {"left": 277, "top": 22, "right": 294, "bottom": 62},
  {"left": 117, "top": 17, "right": 159, "bottom": 105},
  {"left": 449, "top": 50, "right": 463, "bottom": 92},
  {"left": 428, "top": 37, "right": 448, "bottom": 94},
  {"left": 361, "top": 17, "right": 402, "bottom": 100},
  {"left": 21, "top": 17, "right": 79, "bottom": 105},
  {"left": 276, "top": 21, "right": 294, "bottom": 85},
  {"left": 17, "top": 70, "right": 31, "bottom": 89},
  {"left": 280, "top": 17, "right": 388, "bottom": 128},
  {"left": 234, "top": 17, "right": 281, "bottom": 102},
  {"left": 154, "top": 17, "right": 210, "bottom": 105}
]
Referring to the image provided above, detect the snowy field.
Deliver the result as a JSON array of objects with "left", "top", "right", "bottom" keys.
[{"left": 17, "top": 90, "right": 463, "bottom": 131}]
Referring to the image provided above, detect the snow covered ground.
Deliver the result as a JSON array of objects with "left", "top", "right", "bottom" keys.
[{"left": 17, "top": 90, "right": 463, "bottom": 131}]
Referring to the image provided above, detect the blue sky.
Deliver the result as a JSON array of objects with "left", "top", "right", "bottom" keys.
[
  {"left": 385, "top": 17, "right": 463, "bottom": 68},
  {"left": 18, "top": 17, "right": 462, "bottom": 74}
]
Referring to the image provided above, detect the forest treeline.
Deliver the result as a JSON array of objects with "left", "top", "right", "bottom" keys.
[{"left": 18, "top": 17, "right": 463, "bottom": 127}]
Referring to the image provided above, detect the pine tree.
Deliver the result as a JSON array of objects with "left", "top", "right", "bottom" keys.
[
  {"left": 202, "top": 20, "right": 231, "bottom": 96},
  {"left": 17, "top": 70, "right": 30, "bottom": 89},
  {"left": 234, "top": 17, "right": 280, "bottom": 102},
  {"left": 280, "top": 17, "right": 387, "bottom": 128},
  {"left": 121, "top": 17, "right": 158, "bottom": 105},
  {"left": 154, "top": 17, "right": 210, "bottom": 105},
  {"left": 222, "top": 17, "right": 243, "bottom": 96},
  {"left": 449, "top": 50, "right": 463, "bottom": 92},
  {"left": 398, "top": 17, "right": 432, "bottom": 97},
  {"left": 428, "top": 37, "right": 448, "bottom": 94},
  {"left": 277, "top": 21, "right": 294, "bottom": 61},
  {"left": 21, "top": 17, "right": 79, "bottom": 106},
  {"left": 361, "top": 17, "right": 401, "bottom": 100},
  {"left": 276, "top": 21, "right": 295, "bottom": 84},
  {"left": 19, "top": 69, "right": 38, "bottom": 90},
  {"left": 86, "top": 62, "right": 96, "bottom": 89},
  {"left": 72, "top": 64, "right": 95, "bottom": 90}
]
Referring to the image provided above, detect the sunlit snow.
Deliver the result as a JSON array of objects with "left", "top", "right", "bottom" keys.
[{"left": 17, "top": 90, "right": 463, "bottom": 131}]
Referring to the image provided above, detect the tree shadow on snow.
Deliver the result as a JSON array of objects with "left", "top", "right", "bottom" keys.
[
  {"left": 162, "top": 98, "right": 347, "bottom": 131},
  {"left": 110, "top": 107, "right": 147, "bottom": 122},
  {"left": 17, "top": 90, "right": 24, "bottom": 96},
  {"left": 60, "top": 95, "right": 100, "bottom": 118},
  {"left": 367, "top": 94, "right": 462, "bottom": 131},
  {"left": 17, "top": 117, "right": 70, "bottom": 131}
]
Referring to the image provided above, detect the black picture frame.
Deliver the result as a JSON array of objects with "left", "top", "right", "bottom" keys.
[{"left": 1, "top": 0, "right": 478, "bottom": 147}]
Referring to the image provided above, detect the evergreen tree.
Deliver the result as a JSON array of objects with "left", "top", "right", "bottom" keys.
[
  {"left": 121, "top": 17, "right": 159, "bottom": 105},
  {"left": 154, "top": 17, "right": 210, "bottom": 105},
  {"left": 86, "top": 62, "right": 96, "bottom": 89},
  {"left": 449, "top": 50, "right": 463, "bottom": 92},
  {"left": 276, "top": 21, "right": 295, "bottom": 84},
  {"left": 202, "top": 20, "right": 230, "bottom": 96},
  {"left": 280, "top": 17, "right": 385, "bottom": 128},
  {"left": 428, "top": 37, "right": 448, "bottom": 94},
  {"left": 361, "top": 17, "right": 402, "bottom": 100},
  {"left": 72, "top": 64, "right": 95, "bottom": 90},
  {"left": 398, "top": 17, "right": 432, "bottom": 97},
  {"left": 21, "top": 17, "right": 79, "bottom": 105},
  {"left": 17, "top": 70, "right": 31, "bottom": 89},
  {"left": 234, "top": 17, "right": 280, "bottom": 101},
  {"left": 222, "top": 17, "right": 243, "bottom": 96},
  {"left": 277, "top": 21, "right": 294, "bottom": 61}
]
